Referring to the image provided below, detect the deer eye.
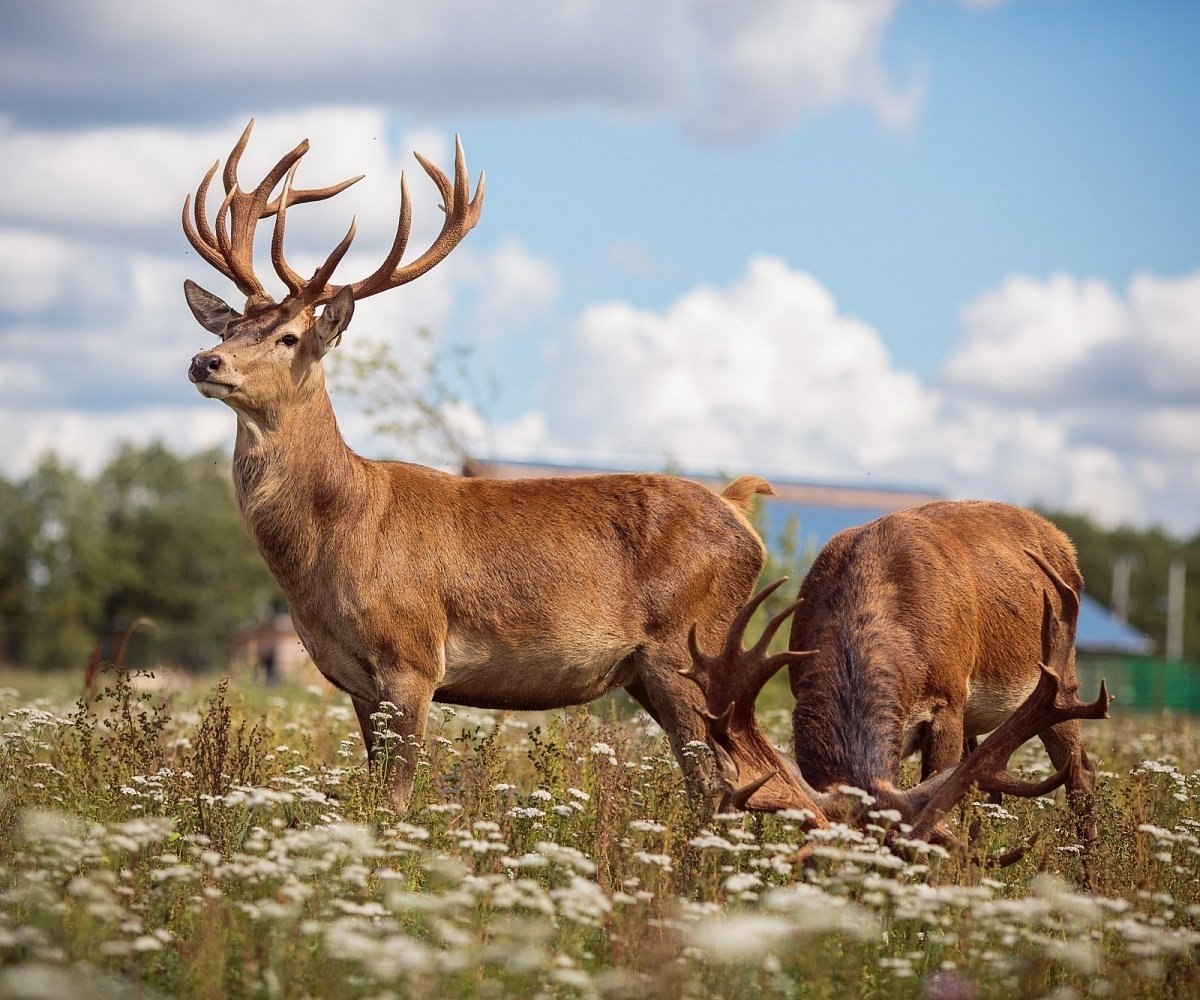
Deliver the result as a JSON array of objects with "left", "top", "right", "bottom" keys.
[{"left": 279, "top": 334, "right": 299, "bottom": 347}]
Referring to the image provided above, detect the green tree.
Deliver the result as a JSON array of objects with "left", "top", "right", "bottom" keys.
[
  {"left": 11, "top": 456, "right": 109, "bottom": 669},
  {"left": 330, "top": 330, "right": 479, "bottom": 468},
  {"left": 96, "top": 442, "right": 281, "bottom": 670},
  {"left": 752, "top": 507, "right": 818, "bottom": 646},
  {"left": 0, "top": 475, "right": 38, "bottom": 665}
]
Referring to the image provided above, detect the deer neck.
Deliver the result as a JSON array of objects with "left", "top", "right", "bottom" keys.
[
  {"left": 229, "top": 382, "right": 366, "bottom": 587},
  {"left": 792, "top": 628, "right": 906, "bottom": 794}
]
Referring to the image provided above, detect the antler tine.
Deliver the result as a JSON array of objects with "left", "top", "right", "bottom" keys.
[
  {"left": 681, "top": 576, "right": 790, "bottom": 679},
  {"left": 683, "top": 622, "right": 715, "bottom": 681},
  {"left": 331, "top": 172, "right": 415, "bottom": 306},
  {"left": 729, "top": 770, "right": 777, "bottom": 811},
  {"left": 681, "top": 579, "right": 816, "bottom": 701},
  {"left": 186, "top": 119, "right": 366, "bottom": 303},
  {"left": 184, "top": 161, "right": 222, "bottom": 253},
  {"left": 268, "top": 160, "right": 365, "bottom": 302},
  {"left": 270, "top": 163, "right": 302, "bottom": 296},
  {"left": 182, "top": 192, "right": 229, "bottom": 278},
  {"left": 1041, "top": 590, "right": 1057, "bottom": 668},
  {"left": 261, "top": 172, "right": 364, "bottom": 217},
  {"left": 415, "top": 146, "right": 454, "bottom": 213},
  {"left": 749, "top": 595, "right": 804, "bottom": 659},
  {"left": 214, "top": 187, "right": 239, "bottom": 284},
  {"left": 680, "top": 580, "right": 834, "bottom": 820},
  {"left": 904, "top": 664, "right": 1110, "bottom": 842},
  {"left": 224, "top": 132, "right": 310, "bottom": 298},
  {"left": 745, "top": 595, "right": 821, "bottom": 690},
  {"left": 703, "top": 727, "right": 748, "bottom": 807},
  {"left": 339, "top": 135, "right": 486, "bottom": 303},
  {"left": 221, "top": 119, "right": 255, "bottom": 199},
  {"left": 1025, "top": 548, "right": 1080, "bottom": 633},
  {"left": 721, "top": 576, "right": 790, "bottom": 660},
  {"left": 185, "top": 122, "right": 479, "bottom": 308},
  {"left": 297, "top": 218, "right": 358, "bottom": 309},
  {"left": 700, "top": 702, "right": 736, "bottom": 738}
]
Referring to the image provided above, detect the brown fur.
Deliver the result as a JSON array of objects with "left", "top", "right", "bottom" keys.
[
  {"left": 788, "top": 500, "right": 1093, "bottom": 807},
  {"left": 187, "top": 291, "right": 769, "bottom": 812},
  {"left": 181, "top": 126, "right": 776, "bottom": 811},
  {"left": 700, "top": 500, "right": 1098, "bottom": 837}
]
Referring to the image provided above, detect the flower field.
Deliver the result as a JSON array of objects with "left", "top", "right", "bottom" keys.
[{"left": 0, "top": 669, "right": 1197, "bottom": 998}]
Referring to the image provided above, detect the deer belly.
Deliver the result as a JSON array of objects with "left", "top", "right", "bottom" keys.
[
  {"left": 963, "top": 673, "right": 1040, "bottom": 737},
  {"left": 437, "top": 629, "right": 638, "bottom": 709}
]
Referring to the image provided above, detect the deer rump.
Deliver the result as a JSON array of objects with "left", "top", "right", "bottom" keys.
[{"left": 685, "top": 500, "right": 1109, "bottom": 859}]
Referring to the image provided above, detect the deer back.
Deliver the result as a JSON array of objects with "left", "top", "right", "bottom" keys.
[{"left": 788, "top": 500, "right": 1082, "bottom": 792}]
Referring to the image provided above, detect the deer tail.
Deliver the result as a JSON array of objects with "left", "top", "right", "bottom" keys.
[{"left": 720, "top": 475, "right": 774, "bottom": 512}]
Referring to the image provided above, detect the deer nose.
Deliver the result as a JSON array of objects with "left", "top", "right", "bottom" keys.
[{"left": 189, "top": 352, "right": 222, "bottom": 382}]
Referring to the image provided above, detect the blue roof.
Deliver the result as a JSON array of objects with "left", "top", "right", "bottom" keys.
[{"left": 1073, "top": 596, "right": 1155, "bottom": 655}]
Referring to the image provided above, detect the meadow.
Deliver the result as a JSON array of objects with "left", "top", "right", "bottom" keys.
[{"left": 0, "top": 667, "right": 1196, "bottom": 998}]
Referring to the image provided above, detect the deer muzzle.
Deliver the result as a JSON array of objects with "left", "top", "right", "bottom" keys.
[
  {"left": 189, "top": 351, "right": 223, "bottom": 382},
  {"left": 188, "top": 350, "right": 237, "bottom": 400}
]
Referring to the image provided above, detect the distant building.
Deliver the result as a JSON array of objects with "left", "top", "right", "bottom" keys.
[
  {"left": 465, "top": 459, "right": 1152, "bottom": 658},
  {"left": 231, "top": 615, "right": 319, "bottom": 685}
]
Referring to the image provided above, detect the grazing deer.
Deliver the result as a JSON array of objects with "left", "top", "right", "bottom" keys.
[
  {"left": 182, "top": 121, "right": 772, "bottom": 812},
  {"left": 684, "top": 501, "right": 1110, "bottom": 858}
]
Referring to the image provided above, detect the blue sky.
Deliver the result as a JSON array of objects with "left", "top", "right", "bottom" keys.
[
  {"left": 453, "top": 0, "right": 1198, "bottom": 379},
  {"left": 1, "top": 0, "right": 1198, "bottom": 532}
]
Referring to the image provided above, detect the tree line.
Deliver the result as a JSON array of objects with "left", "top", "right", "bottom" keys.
[
  {"left": 1036, "top": 508, "right": 1200, "bottom": 661},
  {"left": 0, "top": 440, "right": 1195, "bottom": 672},
  {"left": 0, "top": 443, "right": 279, "bottom": 672}
]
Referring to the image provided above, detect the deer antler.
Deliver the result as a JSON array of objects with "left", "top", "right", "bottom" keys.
[
  {"left": 893, "top": 552, "right": 1110, "bottom": 853},
  {"left": 683, "top": 578, "right": 831, "bottom": 819},
  {"left": 183, "top": 120, "right": 485, "bottom": 308},
  {"left": 182, "top": 119, "right": 363, "bottom": 302}
]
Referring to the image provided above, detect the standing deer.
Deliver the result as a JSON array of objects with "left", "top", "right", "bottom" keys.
[
  {"left": 182, "top": 121, "right": 772, "bottom": 812},
  {"left": 684, "top": 501, "right": 1110, "bottom": 857}
]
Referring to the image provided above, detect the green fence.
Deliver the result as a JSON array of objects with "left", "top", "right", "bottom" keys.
[{"left": 1078, "top": 655, "right": 1200, "bottom": 713}]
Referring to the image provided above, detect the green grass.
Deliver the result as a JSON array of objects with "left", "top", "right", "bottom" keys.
[{"left": 0, "top": 666, "right": 1197, "bottom": 998}]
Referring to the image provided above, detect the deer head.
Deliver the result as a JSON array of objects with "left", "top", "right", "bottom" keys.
[
  {"left": 184, "top": 119, "right": 485, "bottom": 422},
  {"left": 685, "top": 558, "right": 1110, "bottom": 864}
]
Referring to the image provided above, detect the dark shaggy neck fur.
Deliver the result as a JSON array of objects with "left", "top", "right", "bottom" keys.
[{"left": 232, "top": 389, "right": 365, "bottom": 589}]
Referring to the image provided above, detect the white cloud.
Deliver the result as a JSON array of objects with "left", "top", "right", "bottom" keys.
[
  {"left": 481, "top": 259, "right": 1200, "bottom": 534},
  {"left": 467, "top": 238, "right": 560, "bottom": 338},
  {"left": 683, "top": 0, "right": 923, "bottom": 140},
  {"left": 0, "top": 229, "right": 89, "bottom": 313},
  {"left": 942, "top": 273, "right": 1127, "bottom": 401},
  {"left": 3, "top": 2, "right": 920, "bottom": 143},
  {"left": 0, "top": 114, "right": 558, "bottom": 485},
  {"left": 0, "top": 403, "right": 231, "bottom": 481},
  {"left": 944, "top": 269, "right": 1200, "bottom": 410},
  {"left": 1128, "top": 270, "right": 1200, "bottom": 395},
  {"left": 493, "top": 254, "right": 936, "bottom": 475}
]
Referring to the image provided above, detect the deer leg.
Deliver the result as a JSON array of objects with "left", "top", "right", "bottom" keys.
[
  {"left": 622, "top": 677, "right": 664, "bottom": 726},
  {"left": 1039, "top": 718, "right": 1097, "bottom": 842},
  {"left": 957, "top": 734, "right": 1003, "bottom": 842},
  {"left": 354, "top": 668, "right": 438, "bottom": 814},
  {"left": 635, "top": 645, "right": 721, "bottom": 807},
  {"left": 922, "top": 710, "right": 979, "bottom": 842},
  {"left": 351, "top": 695, "right": 380, "bottom": 760},
  {"left": 922, "top": 710, "right": 966, "bottom": 781}
]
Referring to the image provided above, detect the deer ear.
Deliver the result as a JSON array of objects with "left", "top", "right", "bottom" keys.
[
  {"left": 184, "top": 280, "right": 240, "bottom": 336},
  {"left": 313, "top": 286, "right": 355, "bottom": 355}
]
